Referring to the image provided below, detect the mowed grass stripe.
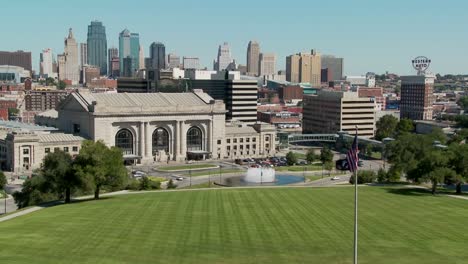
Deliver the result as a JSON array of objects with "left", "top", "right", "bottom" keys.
[{"left": 1, "top": 187, "right": 468, "bottom": 264}]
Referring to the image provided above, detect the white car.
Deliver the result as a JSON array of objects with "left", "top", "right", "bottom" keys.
[
  {"left": 331, "top": 176, "right": 340, "bottom": 181},
  {"left": 175, "top": 177, "right": 184, "bottom": 181}
]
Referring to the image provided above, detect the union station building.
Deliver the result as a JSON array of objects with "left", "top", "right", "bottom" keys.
[{"left": 2, "top": 90, "right": 276, "bottom": 171}]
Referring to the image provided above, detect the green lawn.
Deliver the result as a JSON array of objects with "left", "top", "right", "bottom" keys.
[
  {"left": 275, "top": 164, "right": 323, "bottom": 172},
  {"left": 181, "top": 168, "right": 243, "bottom": 177},
  {"left": 1, "top": 187, "right": 468, "bottom": 264},
  {"left": 157, "top": 163, "right": 218, "bottom": 171}
]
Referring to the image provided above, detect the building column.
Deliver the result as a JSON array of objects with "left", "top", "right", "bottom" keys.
[
  {"left": 139, "top": 122, "right": 145, "bottom": 159},
  {"left": 180, "top": 121, "right": 186, "bottom": 161},
  {"left": 145, "top": 122, "right": 151, "bottom": 158}
]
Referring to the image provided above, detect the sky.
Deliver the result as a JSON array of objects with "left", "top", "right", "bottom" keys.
[{"left": 1, "top": 0, "right": 467, "bottom": 75}]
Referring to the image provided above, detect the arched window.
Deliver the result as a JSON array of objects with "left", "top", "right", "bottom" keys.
[
  {"left": 153, "top": 128, "right": 169, "bottom": 154},
  {"left": 187, "top": 127, "right": 203, "bottom": 151},
  {"left": 115, "top": 129, "right": 133, "bottom": 155}
]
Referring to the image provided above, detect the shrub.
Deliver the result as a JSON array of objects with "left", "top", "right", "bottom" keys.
[
  {"left": 167, "top": 179, "right": 177, "bottom": 189},
  {"left": 286, "top": 152, "right": 298, "bottom": 166},
  {"left": 139, "top": 176, "right": 152, "bottom": 190},
  {"left": 126, "top": 179, "right": 140, "bottom": 191},
  {"left": 349, "top": 170, "right": 376, "bottom": 184}
]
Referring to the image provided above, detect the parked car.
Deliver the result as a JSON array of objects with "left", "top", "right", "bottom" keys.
[
  {"left": 298, "top": 160, "right": 307, "bottom": 165},
  {"left": 331, "top": 176, "right": 340, "bottom": 181}
]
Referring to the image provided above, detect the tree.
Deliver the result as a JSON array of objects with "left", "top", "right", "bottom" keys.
[
  {"left": 448, "top": 129, "right": 468, "bottom": 144},
  {"left": 74, "top": 140, "right": 127, "bottom": 199},
  {"left": 285, "top": 151, "right": 297, "bottom": 166},
  {"left": 45, "top": 77, "right": 56, "bottom": 86},
  {"left": 8, "top": 108, "right": 19, "bottom": 120},
  {"left": 167, "top": 179, "right": 177, "bottom": 189},
  {"left": 396, "top": 118, "right": 414, "bottom": 136},
  {"left": 457, "top": 96, "right": 468, "bottom": 111},
  {"left": 57, "top": 80, "right": 67, "bottom": 90},
  {"left": 0, "top": 171, "right": 6, "bottom": 190},
  {"left": 320, "top": 147, "right": 333, "bottom": 164},
  {"left": 323, "top": 161, "right": 333, "bottom": 176},
  {"left": 13, "top": 174, "right": 56, "bottom": 208},
  {"left": 375, "top": 115, "right": 399, "bottom": 140},
  {"left": 306, "top": 149, "right": 316, "bottom": 164},
  {"left": 41, "top": 150, "right": 81, "bottom": 203},
  {"left": 449, "top": 144, "right": 468, "bottom": 194}
]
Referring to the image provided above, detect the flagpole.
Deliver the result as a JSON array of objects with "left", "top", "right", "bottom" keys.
[{"left": 354, "top": 126, "right": 358, "bottom": 264}]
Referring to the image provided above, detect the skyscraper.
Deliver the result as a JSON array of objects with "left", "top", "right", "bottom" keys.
[
  {"left": 286, "top": 50, "right": 321, "bottom": 86},
  {"left": 60, "top": 28, "right": 79, "bottom": 84},
  {"left": 80, "top": 43, "right": 88, "bottom": 67},
  {"left": 183, "top": 57, "right": 200, "bottom": 70},
  {"left": 149, "top": 42, "right": 166, "bottom": 70},
  {"left": 108, "top": 47, "right": 118, "bottom": 76},
  {"left": 0, "top": 50, "right": 32, "bottom": 72},
  {"left": 400, "top": 74, "right": 435, "bottom": 120},
  {"left": 321, "top": 55, "right": 344, "bottom": 81},
  {"left": 214, "top": 42, "right": 233, "bottom": 71},
  {"left": 259, "top": 53, "right": 276, "bottom": 76},
  {"left": 246, "top": 41, "right": 260, "bottom": 76},
  {"left": 87, "top": 21, "right": 107, "bottom": 75},
  {"left": 40, "top": 48, "right": 54, "bottom": 77},
  {"left": 139, "top": 45, "right": 145, "bottom": 70},
  {"left": 167, "top": 53, "right": 180, "bottom": 69},
  {"left": 119, "top": 29, "right": 140, "bottom": 76}
]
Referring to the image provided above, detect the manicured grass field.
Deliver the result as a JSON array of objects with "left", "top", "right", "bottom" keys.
[
  {"left": 1, "top": 187, "right": 468, "bottom": 264},
  {"left": 181, "top": 168, "right": 243, "bottom": 177},
  {"left": 157, "top": 163, "right": 218, "bottom": 171},
  {"left": 275, "top": 164, "right": 323, "bottom": 172}
]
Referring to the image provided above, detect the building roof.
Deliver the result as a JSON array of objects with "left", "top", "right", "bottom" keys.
[
  {"left": 37, "top": 109, "right": 58, "bottom": 118},
  {"left": 225, "top": 125, "right": 258, "bottom": 136},
  {"left": 38, "top": 133, "right": 85, "bottom": 143},
  {"left": 64, "top": 90, "right": 226, "bottom": 116},
  {"left": 0, "top": 120, "right": 58, "bottom": 132}
]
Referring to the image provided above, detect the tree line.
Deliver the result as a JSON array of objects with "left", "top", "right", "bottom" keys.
[
  {"left": 13, "top": 140, "right": 127, "bottom": 208},
  {"left": 385, "top": 129, "right": 468, "bottom": 194}
]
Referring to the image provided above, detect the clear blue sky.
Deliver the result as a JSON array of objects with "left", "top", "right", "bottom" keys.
[{"left": 2, "top": 0, "right": 467, "bottom": 75}]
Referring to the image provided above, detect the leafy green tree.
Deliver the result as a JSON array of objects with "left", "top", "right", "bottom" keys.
[
  {"left": 306, "top": 149, "right": 316, "bottom": 164},
  {"left": 396, "top": 118, "right": 414, "bottom": 136},
  {"left": 286, "top": 151, "right": 298, "bottom": 166},
  {"left": 449, "top": 129, "right": 468, "bottom": 144},
  {"left": 320, "top": 147, "right": 333, "bottom": 164},
  {"left": 0, "top": 171, "right": 6, "bottom": 190},
  {"left": 8, "top": 108, "right": 19, "bottom": 120},
  {"left": 457, "top": 96, "right": 468, "bottom": 111},
  {"left": 41, "top": 150, "right": 81, "bottom": 203},
  {"left": 74, "top": 140, "right": 127, "bottom": 199},
  {"left": 13, "top": 174, "right": 56, "bottom": 208},
  {"left": 57, "top": 80, "right": 67, "bottom": 90},
  {"left": 45, "top": 77, "right": 56, "bottom": 86},
  {"left": 449, "top": 144, "right": 468, "bottom": 194},
  {"left": 375, "top": 115, "right": 399, "bottom": 140},
  {"left": 324, "top": 161, "right": 333, "bottom": 176},
  {"left": 139, "top": 176, "right": 152, "bottom": 190}
]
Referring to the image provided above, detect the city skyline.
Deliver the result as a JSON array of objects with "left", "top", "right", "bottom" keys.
[{"left": 1, "top": 0, "right": 467, "bottom": 75}]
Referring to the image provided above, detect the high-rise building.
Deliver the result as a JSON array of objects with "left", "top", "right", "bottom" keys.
[
  {"left": 40, "top": 48, "right": 54, "bottom": 77},
  {"left": 286, "top": 50, "right": 321, "bottom": 86},
  {"left": 303, "top": 90, "right": 376, "bottom": 138},
  {"left": 0, "top": 50, "right": 32, "bottom": 72},
  {"left": 246, "top": 41, "right": 260, "bottom": 76},
  {"left": 214, "top": 42, "right": 233, "bottom": 71},
  {"left": 80, "top": 43, "right": 88, "bottom": 67},
  {"left": 286, "top": 54, "right": 300, "bottom": 83},
  {"left": 259, "top": 53, "right": 276, "bottom": 76},
  {"left": 139, "top": 45, "right": 145, "bottom": 70},
  {"left": 400, "top": 74, "right": 435, "bottom": 120},
  {"left": 119, "top": 29, "right": 140, "bottom": 76},
  {"left": 149, "top": 42, "right": 166, "bottom": 70},
  {"left": 82, "top": 65, "right": 100, "bottom": 86},
  {"left": 183, "top": 57, "right": 200, "bottom": 70},
  {"left": 59, "top": 28, "right": 79, "bottom": 84},
  {"left": 122, "top": 57, "right": 133, "bottom": 77},
  {"left": 321, "top": 55, "right": 343, "bottom": 81},
  {"left": 190, "top": 77, "right": 258, "bottom": 124},
  {"left": 108, "top": 47, "right": 118, "bottom": 76},
  {"left": 167, "top": 53, "right": 180, "bottom": 69},
  {"left": 87, "top": 21, "right": 107, "bottom": 75}
]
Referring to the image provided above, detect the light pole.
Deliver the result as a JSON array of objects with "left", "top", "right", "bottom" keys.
[
  {"left": 219, "top": 166, "right": 222, "bottom": 185},
  {"left": 189, "top": 169, "right": 192, "bottom": 188},
  {"left": 208, "top": 169, "right": 211, "bottom": 188}
]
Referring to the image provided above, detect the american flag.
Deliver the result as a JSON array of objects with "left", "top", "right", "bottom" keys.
[{"left": 346, "top": 131, "right": 359, "bottom": 173}]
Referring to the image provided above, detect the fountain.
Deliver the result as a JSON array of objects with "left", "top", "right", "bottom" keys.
[{"left": 244, "top": 167, "right": 276, "bottom": 183}]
